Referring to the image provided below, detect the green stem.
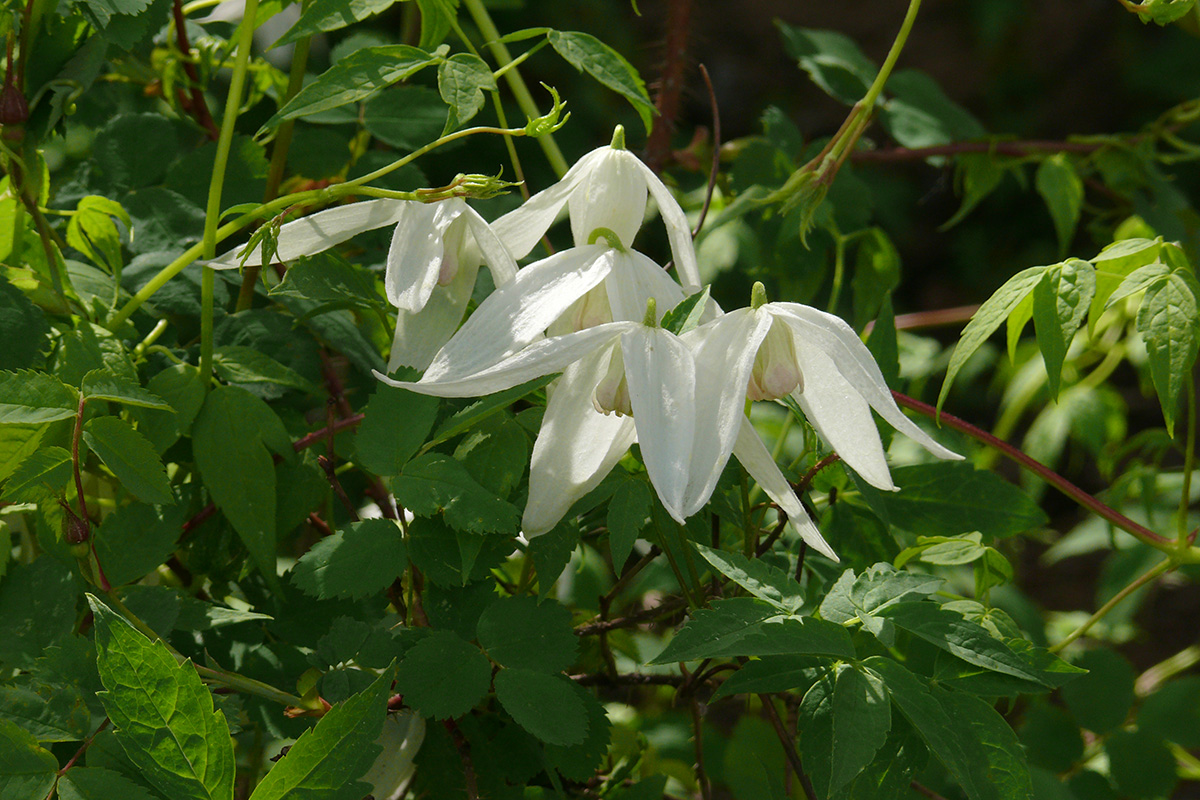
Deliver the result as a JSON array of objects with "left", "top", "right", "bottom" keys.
[
  {"left": 1050, "top": 558, "right": 1173, "bottom": 652},
  {"left": 461, "top": 0, "right": 568, "bottom": 177},
  {"left": 1137, "top": 643, "right": 1200, "bottom": 696},
  {"left": 861, "top": 0, "right": 922, "bottom": 111},
  {"left": 828, "top": 232, "right": 847, "bottom": 313},
  {"left": 655, "top": 520, "right": 699, "bottom": 610},
  {"left": 200, "top": 0, "right": 260, "bottom": 387},
  {"left": 1180, "top": 379, "right": 1195, "bottom": 544}
]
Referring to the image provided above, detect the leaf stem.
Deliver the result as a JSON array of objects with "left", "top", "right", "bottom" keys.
[
  {"left": 759, "top": 693, "right": 818, "bottom": 800},
  {"left": 1050, "top": 558, "right": 1173, "bottom": 652},
  {"left": 1180, "top": 378, "right": 1196, "bottom": 544}
]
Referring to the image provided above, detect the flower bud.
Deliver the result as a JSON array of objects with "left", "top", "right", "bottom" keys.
[
  {"left": 748, "top": 319, "right": 803, "bottom": 401},
  {"left": 0, "top": 78, "right": 28, "bottom": 127},
  {"left": 592, "top": 344, "right": 633, "bottom": 417},
  {"left": 63, "top": 507, "right": 91, "bottom": 545}
]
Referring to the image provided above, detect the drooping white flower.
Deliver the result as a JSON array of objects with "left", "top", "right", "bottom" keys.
[
  {"left": 491, "top": 126, "right": 702, "bottom": 295},
  {"left": 208, "top": 197, "right": 517, "bottom": 371}
]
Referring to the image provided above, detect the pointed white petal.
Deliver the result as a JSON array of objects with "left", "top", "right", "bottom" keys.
[
  {"left": 385, "top": 200, "right": 462, "bottom": 312},
  {"left": 622, "top": 327, "right": 695, "bottom": 523},
  {"left": 790, "top": 339, "right": 895, "bottom": 491},
  {"left": 524, "top": 349, "right": 637, "bottom": 536},
  {"left": 633, "top": 158, "right": 702, "bottom": 293},
  {"left": 733, "top": 419, "right": 838, "bottom": 561},
  {"left": 490, "top": 149, "right": 604, "bottom": 258},
  {"left": 774, "top": 304, "right": 962, "bottom": 461},
  {"left": 605, "top": 249, "right": 687, "bottom": 322},
  {"left": 460, "top": 204, "right": 518, "bottom": 285},
  {"left": 377, "top": 323, "right": 633, "bottom": 397},
  {"left": 424, "top": 245, "right": 615, "bottom": 380},
  {"left": 387, "top": 261, "right": 478, "bottom": 372},
  {"left": 568, "top": 149, "right": 648, "bottom": 249},
  {"left": 210, "top": 198, "right": 406, "bottom": 269},
  {"left": 680, "top": 308, "right": 773, "bottom": 515}
]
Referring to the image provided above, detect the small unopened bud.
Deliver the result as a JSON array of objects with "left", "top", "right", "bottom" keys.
[
  {"left": 593, "top": 344, "right": 633, "bottom": 417},
  {"left": 0, "top": 79, "right": 28, "bottom": 127},
  {"left": 748, "top": 319, "right": 803, "bottom": 402},
  {"left": 63, "top": 506, "right": 90, "bottom": 545}
]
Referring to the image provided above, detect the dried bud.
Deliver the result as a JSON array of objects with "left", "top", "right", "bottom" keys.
[
  {"left": 0, "top": 77, "right": 28, "bottom": 134},
  {"left": 63, "top": 506, "right": 91, "bottom": 545}
]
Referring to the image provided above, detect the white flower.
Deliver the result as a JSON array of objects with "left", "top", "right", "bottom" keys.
[
  {"left": 362, "top": 711, "right": 425, "bottom": 800},
  {"left": 209, "top": 197, "right": 517, "bottom": 371},
  {"left": 491, "top": 127, "right": 702, "bottom": 295}
]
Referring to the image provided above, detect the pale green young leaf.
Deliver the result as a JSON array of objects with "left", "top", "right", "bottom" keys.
[
  {"left": 775, "top": 23, "right": 876, "bottom": 105},
  {"left": 82, "top": 370, "right": 171, "bottom": 410},
  {"left": 1105, "top": 262, "right": 1169, "bottom": 308},
  {"left": 819, "top": 564, "right": 943, "bottom": 645},
  {"left": 82, "top": 416, "right": 173, "bottom": 505},
  {"left": 1090, "top": 237, "right": 1164, "bottom": 327},
  {"left": 692, "top": 543, "right": 805, "bottom": 614},
  {"left": 248, "top": 670, "right": 392, "bottom": 800},
  {"left": 66, "top": 196, "right": 130, "bottom": 273},
  {"left": 494, "top": 669, "right": 588, "bottom": 746},
  {"left": 291, "top": 519, "right": 408, "bottom": 600},
  {"left": 878, "top": 69, "right": 986, "bottom": 150},
  {"left": 354, "top": 375, "right": 439, "bottom": 477},
  {"left": 1035, "top": 154, "right": 1083, "bottom": 256},
  {"left": 1005, "top": 290, "right": 1034, "bottom": 363},
  {"left": 1031, "top": 258, "right": 1095, "bottom": 398},
  {"left": 938, "top": 266, "right": 1046, "bottom": 410},
  {"left": 391, "top": 453, "right": 520, "bottom": 535},
  {"left": 476, "top": 596, "right": 578, "bottom": 673},
  {"left": 0, "top": 369, "right": 78, "bottom": 424},
  {"left": 212, "top": 346, "right": 317, "bottom": 393},
  {"left": 393, "top": 630, "right": 491, "bottom": 719},
  {"left": 0, "top": 446, "right": 71, "bottom": 503},
  {"left": 1138, "top": 271, "right": 1200, "bottom": 435},
  {"left": 0, "top": 718, "right": 59, "bottom": 800},
  {"left": 548, "top": 30, "right": 655, "bottom": 131},
  {"left": 57, "top": 766, "right": 165, "bottom": 800},
  {"left": 438, "top": 53, "right": 496, "bottom": 133},
  {"left": 272, "top": 0, "right": 399, "bottom": 48},
  {"left": 607, "top": 475, "right": 651, "bottom": 571},
  {"left": 88, "top": 595, "right": 235, "bottom": 800},
  {"left": 895, "top": 532, "right": 989, "bottom": 568},
  {"left": 660, "top": 287, "right": 711, "bottom": 336}
]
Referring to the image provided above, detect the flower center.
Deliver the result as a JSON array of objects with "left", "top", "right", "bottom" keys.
[
  {"left": 747, "top": 319, "right": 803, "bottom": 402},
  {"left": 592, "top": 344, "right": 632, "bottom": 417},
  {"left": 566, "top": 286, "right": 613, "bottom": 332}
]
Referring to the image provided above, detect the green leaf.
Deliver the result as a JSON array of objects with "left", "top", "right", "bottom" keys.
[
  {"left": 67, "top": 196, "right": 131, "bottom": 273},
  {"left": 543, "top": 682, "right": 612, "bottom": 780},
  {"left": 1139, "top": 676, "right": 1200, "bottom": 747},
  {"left": 1019, "top": 702, "right": 1084, "bottom": 773},
  {"left": 528, "top": 523, "right": 579, "bottom": 600},
  {"left": 0, "top": 369, "right": 78, "bottom": 424},
  {"left": 692, "top": 543, "right": 805, "bottom": 614},
  {"left": 775, "top": 23, "right": 876, "bottom": 105},
  {"left": 391, "top": 453, "right": 520, "bottom": 535},
  {"left": 844, "top": 720, "right": 928, "bottom": 799},
  {"left": 851, "top": 228, "right": 901, "bottom": 329},
  {"left": 131, "top": 364, "right": 206, "bottom": 454},
  {"left": 212, "top": 346, "right": 317, "bottom": 393},
  {"left": 938, "top": 266, "right": 1047, "bottom": 409},
  {"left": 547, "top": 30, "right": 655, "bottom": 131},
  {"left": 83, "top": 416, "right": 173, "bottom": 505},
  {"left": 494, "top": 669, "right": 588, "bottom": 745},
  {"left": 427, "top": 375, "right": 554, "bottom": 447},
  {"left": 291, "top": 519, "right": 408, "bottom": 600},
  {"left": 94, "top": 501, "right": 184, "bottom": 586},
  {"left": 248, "top": 669, "right": 392, "bottom": 800},
  {"left": 438, "top": 53, "right": 496, "bottom": 133},
  {"left": 393, "top": 630, "right": 491, "bottom": 719},
  {"left": 660, "top": 287, "right": 712, "bottom": 335},
  {"left": 1105, "top": 262, "right": 1170, "bottom": 308},
  {"left": 268, "top": 254, "right": 385, "bottom": 310},
  {"left": 1107, "top": 730, "right": 1178, "bottom": 798},
  {"left": 1138, "top": 270, "right": 1200, "bottom": 434},
  {"left": 0, "top": 680, "right": 91, "bottom": 742},
  {"left": 1090, "top": 237, "right": 1164, "bottom": 325},
  {"left": 879, "top": 69, "right": 986, "bottom": 150},
  {"left": 0, "top": 446, "right": 71, "bottom": 503},
  {"left": 354, "top": 374, "right": 439, "bottom": 477},
  {"left": 57, "top": 766, "right": 165, "bottom": 800},
  {"left": 860, "top": 461, "right": 1048, "bottom": 539},
  {"left": 0, "top": 558, "right": 78, "bottom": 670},
  {"left": 799, "top": 664, "right": 892, "bottom": 797},
  {"left": 453, "top": 412, "right": 528, "bottom": 498},
  {"left": 174, "top": 597, "right": 272, "bottom": 631},
  {"left": 272, "top": 0, "right": 399, "bottom": 47},
  {"left": 942, "top": 154, "right": 1006, "bottom": 230},
  {"left": 1059, "top": 649, "right": 1133, "bottom": 734},
  {"left": 267, "top": 45, "right": 446, "bottom": 126},
  {"left": 92, "top": 114, "right": 178, "bottom": 192},
  {"left": 89, "top": 595, "right": 235, "bottom": 800},
  {"left": 81, "top": 370, "right": 171, "bottom": 411},
  {"left": 415, "top": 0, "right": 458, "bottom": 48},
  {"left": 1035, "top": 154, "right": 1084, "bottom": 256},
  {"left": 818, "top": 564, "right": 943, "bottom": 645},
  {"left": 711, "top": 655, "right": 822, "bottom": 701},
  {"left": 363, "top": 85, "right": 449, "bottom": 151},
  {"left": 476, "top": 596, "right": 578, "bottom": 673},
  {"left": 649, "top": 598, "right": 855, "bottom": 663},
  {"left": 606, "top": 475, "right": 651, "bottom": 571},
  {"left": 0, "top": 275, "right": 51, "bottom": 371},
  {"left": 407, "top": 516, "right": 511, "bottom": 587},
  {"left": 0, "top": 719, "right": 58, "bottom": 800},
  {"left": 192, "top": 386, "right": 293, "bottom": 587},
  {"left": 1032, "top": 258, "right": 1095, "bottom": 398},
  {"left": 867, "top": 657, "right": 1033, "bottom": 800}
]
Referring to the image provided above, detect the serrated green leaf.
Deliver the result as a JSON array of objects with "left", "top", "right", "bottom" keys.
[
  {"left": 693, "top": 543, "right": 805, "bottom": 614},
  {"left": 57, "top": 766, "right": 165, "bottom": 800},
  {"left": 660, "top": 287, "right": 711, "bottom": 335},
  {"left": 83, "top": 416, "right": 173, "bottom": 505},
  {"left": 81, "top": 370, "right": 171, "bottom": 410},
  {"left": 819, "top": 564, "right": 943, "bottom": 645},
  {"left": 88, "top": 595, "right": 235, "bottom": 800},
  {"left": 548, "top": 30, "right": 655, "bottom": 131},
  {"left": 393, "top": 630, "right": 491, "bottom": 719},
  {"left": 650, "top": 598, "right": 855, "bottom": 663},
  {"left": 476, "top": 596, "right": 578, "bottom": 673},
  {"left": 494, "top": 669, "right": 588, "bottom": 746},
  {"left": 0, "top": 275, "right": 51, "bottom": 371},
  {"left": 543, "top": 682, "right": 611, "bottom": 780},
  {"left": 0, "top": 369, "right": 78, "bottom": 424},
  {"left": 354, "top": 374, "right": 439, "bottom": 477},
  {"left": 267, "top": 45, "right": 446, "bottom": 126},
  {"left": 939, "top": 266, "right": 1046, "bottom": 409},
  {"left": 391, "top": 453, "right": 520, "bottom": 534},
  {"left": 268, "top": 254, "right": 385, "bottom": 310},
  {"left": 272, "top": 0, "right": 399, "bottom": 47},
  {"left": 0, "top": 681, "right": 91, "bottom": 742},
  {"left": 867, "top": 657, "right": 1033, "bottom": 800},
  {"left": 528, "top": 523, "right": 579, "bottom": 600},
  {"left": 1137, "top": 271, "right": 1199, "bottom": 435},
  {"left": 427, "top": 375, "right": 554, "bottom": 447},
  {"left": 438, "top": 53, "right": 496, "bottom": 133},
  {"left": 292, "top": 519, "right": 408, "bottom": 600},
  {"left": 0, "top": 718, "right": 58, "bottom": 800},
  {"left": 0, "top": 445, "right": 71, "bottom": 503},
  {"left": 607, "top": 475, "right": 651, "bottom": 571},
  {"left": 131, "top": 364, "right": 206, "bottom": 454},
  {"left": 248, "top": 669, "right": 392, "bottom": 800},
  {"left": 776, "top": 23, "right": 876, "bottom": 105},
  {"left": 454, "top": 412, "right": 527, "bottom": 498},
  {"left": 0, "top": 558, "right": 77, "bottom": 670},
  {"left": 1032, "top": 258, "right": 1095, "bottom": 398},
  {"left": 407, "top": 516, "right": 511, "bottom": 587},
  {"left": 212, "top": 346, "right": 316, "bottom": 393},
  {"left": 92, "top": 501, "right": 184, "bottom": 587},
  {"left": 1036, "top": 154, "right": 1083, "bottom": 256}
]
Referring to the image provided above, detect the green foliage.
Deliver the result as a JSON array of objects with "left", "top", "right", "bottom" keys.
[
  {"left": 547, "top": 31, "right": 655, "bottom": 132},
  {"left": 292, "top": 519, "right": 408, "bottom": 600},
  {"left": 393, "top": 630, "right": 492, "bottom": 719},
  {"left": 391, "top": 453, "right": 521, "bottom": 534},
  {"left": 476, "top": 596, "right": 578, "bottom": 672}
]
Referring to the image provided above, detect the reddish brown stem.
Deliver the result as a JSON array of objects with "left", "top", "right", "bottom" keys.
[
  {"left": 318, "top": 454, "right": 360, "bottom": 522},
  {"left": 172, "top": 0, "right": 219, "bottom": 139},
  {"left": 691, "top": 63, "right": 721, "bottom": 238},
  {"left": 644, "top": 0, "right": 693, "bottom": 172},
  {"left": 759, "top": 694, "right": 818, "bottom": 800},
  {"left": 57, "top": 718, "right": 109, "bottom": 775},
  {"left": 852, "top": 139, "right": 1105, "bottom": 163},
  {"left": 442, "top": 719, "right": 479, "bottom": 800}
]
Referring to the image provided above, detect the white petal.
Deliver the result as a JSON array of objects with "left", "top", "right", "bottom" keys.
[
  {"left": 460, "top": 204, "right": 518, "bottom": 286},
  {"left": 424, "top": 245, "right": 615, "bottom": 380},
  {"left": 377, "top": 323, "right": 633, "bottom": 397},
  {"left": 385, "top": 199, "right": 462, "bottom": 312},
  {"left": 680, "top": 308, "right": 773, "bottom": 515},
  {"left": 210, "top": 199, "right": 407, "bottom": 269},
  {"left": 622, "top": 327, "right": 695, "bottom": 523},
  {"left": 790, "top": 338, "right": 895, "bottom": 491},
  {"left": 524, "top": 349, "right": 636, "bottom": 536},
  {"left": 387, "top": 261, "right": 478, "bottom": 372},
  {"left": 490, "top": 148, "right": 605, "bottom": 258},
  {"left": 632, "top": 157, "right": 702, "bottom": 294},
  {"left": 774, "top": 304, "right": 962, "bottom": 461},
  {"left": 568, "top": 149, "right": 648, "bottom": 249},
  {"left": 605, "top": 249, "right": 687, "bottom": 322},
  {"left": 733, "top": 419, "right": 838, "bottom": 561}
]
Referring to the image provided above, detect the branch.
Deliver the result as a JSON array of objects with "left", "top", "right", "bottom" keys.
[
  {"left": 171, "top": 0, "right": 219, "bottom": 139},
  {"left": 644, "top": 0, "right": 693, "bottom": 172},
  {"left": 851, "top": 139, "right": 1102, "bottom": 163}
]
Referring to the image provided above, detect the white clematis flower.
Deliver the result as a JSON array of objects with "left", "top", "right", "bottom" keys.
[
  {"left": 209, "top": 197, "right": 517, "bottom": 371},
  {"left": 490, "top": 126, "right": 702, "bottom": 295}
]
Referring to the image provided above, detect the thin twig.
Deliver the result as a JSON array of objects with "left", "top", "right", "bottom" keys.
[
  {"left": 644, "top": 0, "right": 693, "bottom": 172},
  {"left": 691, "top": 63, "right": 721, "bottom": 238},
  {"left": 442, "top": 720, "right": 479, "bottom": 800},
  {"left": 759, "top": 694, "right": 817, "bottom": 800},
  {"left": 569, "top": 672, "right": 683, "bottom": 687},
  {"left": 690, "top": 697, "right": 712, "bottom": 800},
  {"left": 910, "top": 781, "right": 952, "bottom": 800},
  {"left": 318, "top": 455, "right": 359, "bottom": 522},
  {"left": 172, "top": 0, "right": 219, "bottom": 139}
]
